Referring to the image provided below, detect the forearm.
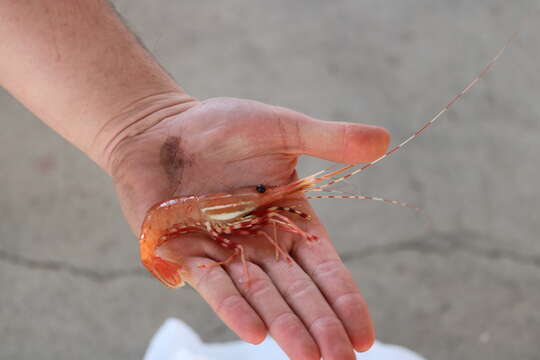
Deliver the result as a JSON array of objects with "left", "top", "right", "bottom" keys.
[{"left": 0, "top": 0, "right": 194, "bottom": 172}]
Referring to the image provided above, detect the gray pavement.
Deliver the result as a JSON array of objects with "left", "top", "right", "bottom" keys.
[{"left": 1, "top": 1, "right": 539, "bottom": 359}]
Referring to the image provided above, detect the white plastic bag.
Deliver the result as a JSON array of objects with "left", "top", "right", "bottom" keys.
[{"left": 144, "top": 318, "right": 427, "bottom": 360}]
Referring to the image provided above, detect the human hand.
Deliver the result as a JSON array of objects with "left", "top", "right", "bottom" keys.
[{"left": 109, "top": 96, "right": 389, "bottom": 360}]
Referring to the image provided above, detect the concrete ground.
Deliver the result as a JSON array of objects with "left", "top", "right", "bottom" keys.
[{"left": 1, "top": 1, "right": 539, "bottom": 359}]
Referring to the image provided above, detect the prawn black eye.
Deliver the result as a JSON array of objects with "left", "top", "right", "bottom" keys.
[{"left": 256, "top": 184, "right": 266, "bottom": 193}]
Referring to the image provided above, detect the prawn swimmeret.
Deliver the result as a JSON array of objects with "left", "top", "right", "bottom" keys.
[{"left": 139, "top": 38, "right": 514, "bottom": 288}]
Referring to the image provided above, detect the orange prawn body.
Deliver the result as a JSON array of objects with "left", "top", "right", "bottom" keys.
[{"left": 139, "top": 176, "right": 318, "bottom": 288}]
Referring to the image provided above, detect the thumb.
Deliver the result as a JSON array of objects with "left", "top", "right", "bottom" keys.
[{"left": 276, "top": 107, "right": 390, "bottom": 163}]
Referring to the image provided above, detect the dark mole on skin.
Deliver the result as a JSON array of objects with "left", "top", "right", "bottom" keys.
[{"left": 160, "top": 136, "right": 185, "bottom": 189}]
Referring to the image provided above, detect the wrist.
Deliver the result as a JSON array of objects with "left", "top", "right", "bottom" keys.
[{"left": 91, "top": 90, "right": 198, "bottom": 176}]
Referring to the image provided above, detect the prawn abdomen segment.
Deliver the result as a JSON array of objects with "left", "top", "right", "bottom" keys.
[{"left": 139, "top": 196, "right": 203, "bottom": 241}]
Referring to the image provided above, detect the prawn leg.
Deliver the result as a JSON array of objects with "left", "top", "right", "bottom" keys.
[
  {"left": 201, "top": 232, "right": 252, "bottom": 287},
  {"left": 267, "top": 205, "right": 311, "bottom": 220},
  {"left": 257, "top": 230, "right": 293, "bottom": 263},
  {"left": 267, "top": 212, "right": 318, "bottom": 242},
  {"left": 197, "top": 247, "right": 240, "bottom": 268}
]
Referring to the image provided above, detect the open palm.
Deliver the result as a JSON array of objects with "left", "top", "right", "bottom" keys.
[{"left": 110, "top": 97, "right": 389, "bottom": 360}]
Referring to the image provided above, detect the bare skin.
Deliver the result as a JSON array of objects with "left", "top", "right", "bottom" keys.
[{"left": 0, "top": 1, "right": 389, "bottom": 359}]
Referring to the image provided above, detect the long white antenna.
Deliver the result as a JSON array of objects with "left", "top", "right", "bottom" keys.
[{"left": 316, "top": 32, "right": 518, "bottom": 190}]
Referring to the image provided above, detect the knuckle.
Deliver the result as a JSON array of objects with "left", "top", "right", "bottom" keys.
[
  {"left": 269, "top": 311, "right": 300, "bottom": 333},
  {"left": 269, "top": 106, "right": 303, "bottom": 151},
  {"left": 334, "top": 291, "right": 366, "bottom": 310},
  {"left": 215, "top": 293, "right": 244, "bottom": 315},
  {"left": 195, "top": 265, "right": 223, "bottom": 289},
  {"left": 310, "top": 259, "right": 342, "bottom": 281},
  {"left": 284, "top": 278, "right": 315, "bottom": 301},
  {"left": 309, "top": 315, "right": 342, "bottom": 333},
  {"left": 340, "top": 123, "right": 352, "bottom": 161},
  {"left": 244, "top": 276, "right": 273, "bottom": 300}
]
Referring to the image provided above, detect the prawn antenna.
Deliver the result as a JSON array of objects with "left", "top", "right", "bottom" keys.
[
  {"left": 306, "top": 194, "right": 421, "bottom": 212},
  {"left": 306, "top": 193, "right": 433, "bottom": 229},
  {"left": 316, "top": 32, "right": 518, "bottom": 190}
]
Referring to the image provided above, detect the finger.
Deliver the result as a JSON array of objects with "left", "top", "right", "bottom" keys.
[
  {"left": 225, "top": 261, "right": 321, "bottom": 360},
  {"left": 292, "top": 230, "right": 376, "bottom": 352},
  {"left": 260, "top": 257, "right": 356, "bottom": 360},
  {"left": 274, "top": 105, "right": 390, "bottom": 163},
  {"left": 184, "top": 257, "right": 267, "bottom": 345}
]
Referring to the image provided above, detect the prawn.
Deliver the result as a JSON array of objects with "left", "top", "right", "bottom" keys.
[{"left": 139, "top": 36, "right": 514, "bottom": 289}]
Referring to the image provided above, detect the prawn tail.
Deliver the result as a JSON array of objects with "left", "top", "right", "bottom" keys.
[{"left": 144, "top": 256, "right": 185, "bottom": 288}]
